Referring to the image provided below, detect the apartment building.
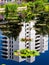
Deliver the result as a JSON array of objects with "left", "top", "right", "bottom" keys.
[
  {"left": 0, "top": 23, "right": 25, "bottom": 62},
  {"left": 25, "top": 21, "right": 48, "bottom": 63},
  {"left": 0, "top": 35, "right": 25, "bottom": 62},
  {"left": 0, "top": 21, "right": 48, "bottom": 63}
]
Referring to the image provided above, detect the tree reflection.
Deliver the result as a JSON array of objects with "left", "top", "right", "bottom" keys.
[
  {"left": 34, "top": 12, "right": 49, "bottom": 35},
  {"left": 0, "top": 22, "right": 22, "bottom": 40}
]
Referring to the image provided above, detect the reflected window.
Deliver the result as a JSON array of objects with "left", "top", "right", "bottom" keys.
[
  {"left": 35, "top": 40, "right": 39, "bottom": 42},
  {"left": 35, "top": 46, "right": 40, "bottom": 49},
  {"left": 35, "top": 43, "right": 40, "bottom": 45},
  {"left": 2, "top": 56, "right": 8, "bottom": 58},
  {"left": 2, "top": 45, "right": 8, "bottom": 47},
  {"left": 2, "top": 52, "right": 8, "bottom": 55},
  {"left": 2, "top": 41, "right": 8, "bottom": 43},
  {"left": 2, "top": 48, "right": 8, "bottom": 51},
  {"left": 2, "top": 37, "right": 7, "bottom": 39}
]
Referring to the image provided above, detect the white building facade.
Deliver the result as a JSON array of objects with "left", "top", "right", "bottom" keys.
[{"left": 0, "top": 20, "right": 48, "bottom": 63}]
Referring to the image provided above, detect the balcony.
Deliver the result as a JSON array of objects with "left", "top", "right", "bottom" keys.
[{"left": 2, "top": 55, "right": 8, "bottom": 59}]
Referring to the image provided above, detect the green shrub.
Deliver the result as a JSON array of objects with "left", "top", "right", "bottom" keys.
[{"left": 14, "top": 49, "right": 40, "bottom": 58}]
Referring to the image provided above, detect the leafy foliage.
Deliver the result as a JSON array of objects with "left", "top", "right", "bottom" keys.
[
  {"left": 0, "top": 1, "right": 49, "bottom": 38},
  {"left": 34, "top": 12, "right": 49, "bottom": 35},
  {"left": 14, "top": 49, "right": 40, "bottom": 58},
  {"left": 0, "top": 23, "right": 22, "bottom": 40},
  {"left": 44, "top": 4, "right": 49, "bottom": 12},
  {"left": 5, "top": 3, "right": 18, "bottom": 12},
  {"left": 5, "top": 3, "right": 19, "bottom": 21}
]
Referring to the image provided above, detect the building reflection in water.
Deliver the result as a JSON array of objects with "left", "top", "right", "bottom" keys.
[{"left": 0, "top": 20, "right": 48, "bottom": 63}]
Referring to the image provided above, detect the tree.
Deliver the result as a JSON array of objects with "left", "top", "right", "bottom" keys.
[
  {"left": 34, "top": 12, "right": 49, "bottom": 35},
  {"left": 0, "top": 23, "right": 22, "bottom": 40}
]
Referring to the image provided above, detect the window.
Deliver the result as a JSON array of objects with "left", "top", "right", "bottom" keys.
[
  {"left": 26, "top": 28, "right": 29, "bottom": 30},
  {"left": 2, "top": 41, "right": 8, "bottom": 43},
  {"left": 12, "top": 53, "right": 13, "bottom": 55},
  {"left": 12, "top": 49, "right": 13, "bottom": 51},
  {"left": 35, "top": 46, "right": 40, "bottom": 49},
  {"left": 27, "top": 56, "right": 31, "bottom": 58},
  {"left": 2, "top": 56, "right": 8, "bottom": 58},
  {"left": 2, "top": 52, "right": 8, "bottom": 55},
  {"left": 12, "top": 45, "right": 13, "bottom": 48},
  {"left": 35, "top": 43, "right": 40, "bottom": 45},
  {"left": 2, "top": 37, "right": 7, "bottom": 39},
  {"left": 26, "top": 32, "right": 29, "bottom": 33},
  {"left": 10, "top": 56, "right": 11, "bottom": 58},
  {"left": 36, "top": 36, "right": 40, "bottom": 38},
  {"left": 35, "top": 40, "right": 39, "bottom": 42},
  {"left": 26, "top": 46, "right": 29, "bottom": 48},
  {"left": 2, "top": 48, "right": 8, "bottom": 51},
  {"left": 10, "top": 48, "right": 11, "bottom": 51},
  {"left": 12, "top": 41, "right": 13, "bottom": 43},
  {"left": 2, "top": 45, "right": 7, "bottom": 47},
  {"left": 25, "top": 24, "right": 29, "bottom": 27},
  {"left": 26, "top": 36, "right": 29, "bottom": 37},
  {"left": 10, "top": 45, "right": 11, "bottom": 47}
]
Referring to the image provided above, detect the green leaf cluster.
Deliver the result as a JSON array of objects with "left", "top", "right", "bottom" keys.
[
  {"left": 14, "top": 49, "right": 40, "bottom": 58},
  {"left": 34, "top": 12, "right": 49, "bottom": 35}
]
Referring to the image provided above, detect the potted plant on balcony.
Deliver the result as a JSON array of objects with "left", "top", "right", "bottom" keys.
[{"left": 14, "top": 49, "right": 40, "bottom": 58}]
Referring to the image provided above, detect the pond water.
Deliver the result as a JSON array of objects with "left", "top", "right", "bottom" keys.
[
  {"left": 0, "top": 25, "right": 49, "bottom": 65},
  {"left": 0, "top": 42, "right": 49, "bottom": 65},
  {"left": 0, "top": 20, "right": 49, "bottom": 65},
  {"left": 0, "top": 2, "right": 49, "bottom": 65}
]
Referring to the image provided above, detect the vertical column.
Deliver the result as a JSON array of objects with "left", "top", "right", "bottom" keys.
[
  {"left": 25, "top": 22, "right": 30, "bottom": 49},
  {"left": 8, "top": 37, "right": 14, "bottom": 60},
  {"left": 13, "top": 23, "right": 25, "bottom": 62},
  {"left": 40, "top": 34, "right": 48, "bottom": 53},
  {"left": 40, "top": 35, "right": 44, "bottom": 53},
  {"left": 25, "top": 21, "right": 35, "bottom": 63},
  {"left": 43, "top": 35, "right": 48, "bottom": 51}
]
